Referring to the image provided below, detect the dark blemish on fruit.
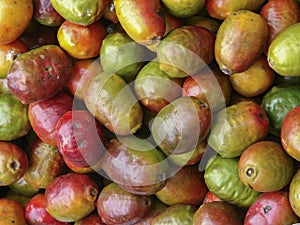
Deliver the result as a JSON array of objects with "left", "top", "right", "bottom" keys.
[
  {"left": 263, "top": 205, "right": 272, "bottom": 214},
  {"left": 258, "top": 113, "right": 264, "bottom": 119},
  {"left": 10, "top": 161, "right": 18, "bottom": 170},
  {"left": 246, "top": 167, "right": 255, "bottom": 177}
]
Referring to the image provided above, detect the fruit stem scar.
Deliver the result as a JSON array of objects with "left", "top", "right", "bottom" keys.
[
  {"left": 263, "top": 205, "right": 272, "bottom": 214},
  {"left": 246, "top": 167, "right": 255, "bottom": 177}
]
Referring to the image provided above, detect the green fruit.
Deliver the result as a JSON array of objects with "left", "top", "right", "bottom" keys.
[
  {"left": 157, "top": 25, "right": 215, "bottom": 78},
  {"left": 151, "top": 204, "right": 196, "bottom": 225},
  {"left": 0, "top": 93, "right": 31, "bottom": 141},
  {"left": 204, "top": 155, "right": 260, "bottom": 208},
  {"left": 84, "top": 72, "right": 143, "bottom": 136},
  {"left": 208, "top": 101, "right": 269, "bottom": 158},
  {"left": 8, "top": 177, "right": 39, "bottom": 197},
  {"left": 261, "top": 86, "right": 300, "bottom": 136},
  {"left": 50, "top": 0, "right": 108, "bottom": 26},
  {"left": 162, "top": 0, "right": 206, "bottom": 18},
  {"left": 238, "top": 141, "right": 294, "bottom": 192},
  {"left": 290, "top": 169, "right": 300, "bottom": 217},
  {"left": 268, "top": 23, "right": 300, "bottom": 76},
  {"left": 100, "top": 32, "right": 145, "bottom": 83}
]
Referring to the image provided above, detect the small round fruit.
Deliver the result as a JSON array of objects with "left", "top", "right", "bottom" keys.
[
  {"left": 57, "top": 21, "right": 106, "bottom": 59},
  {"left": 0, "top": 198, "right": 28, "bottom": 225},
  {"left": 25, "top": 193, "right": 72, "bottom": 225},
  {"left": 0, "top": 141, "right": 28, "bottom": 186},
  {"left": 45, "top": 173, "right": 99, "bottom": 222},
  {"left": 244, "top": 191, "right": 299, "bottom": 225},
  {"left": 238, "top": 141, "right": 294, "bottom": 192},
  {"left": 0, "top": 0, "right": 33, "bottom": 45}
]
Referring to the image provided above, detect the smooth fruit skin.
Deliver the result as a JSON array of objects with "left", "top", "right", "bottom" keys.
[
  {"left": 289, "top": 169, "right": 300, "bottom": 217},
  {"left": 244, "top": 191, "right": 299, "bottom": 225},
  {"left": 0, "top": 198, "right": 28, "bottom": 225},
  {"left": 208, "top": 101, "right": 269, "bottom": 158},
  {"left": 55, "top": 110, "right": 107, "bottom": 168},
  {"left": 114, "top": 0, "right": 165, "bottom": 46},
  {"left": 7, "top": 45, "right": 73, "bottom": 104},
  {"left": 205, "top": 0, "right": 266, "bottom": 20},
  {"left": 96, "top": 182, "right": 152, "bottom": 225},
  {"left": 25, "top": 193, "right": 72, "bottom": 225},
  {"left": 57, "top": 21, "right": 106, "bottom": 59},
  {"left": 74, "top": 211, "right": 105, "bottom": 225},
  {"left": 193, "top": 201, "right": 243, "bottom": 225},
  {"left": 28, "top": 91, "right": 73, "bottom": 146},
  {"left": 204, "top": 155, "right": 260, "bottom": 208},
  {"left": 45, "top": 173, "right": 99, "bottom": 222},
  {"left": 281, "top": 105, "right": 300, "bottom": 161},
  {"left": 238, "top": 141, "right": 294, "bottom": 192},
  {"left": 50, "top": 0, "right": 109, "bottom": 26},
  {"left": 0, "top": 141, "right": 28, "bottom": 186},
  {"left": 0, "top": 0, "right": 33, "bottom": 45},
  {"left": 162, "top": 0, "right": 206, "bottom": 18},
  {"left": 215, "top": 10, "right": 268, "bottom": 75},
  {"left": 202, "top": 191, "right": 222, "bottom": 204},
  {"left": 268, "top": 23, "right": 300, "bottom": 76},
  {"left": 23, "top": 139, "right": 65, "bottom": 189}
]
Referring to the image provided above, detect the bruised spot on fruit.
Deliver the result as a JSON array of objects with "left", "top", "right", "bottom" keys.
[
  {"left": 263, "top": 205, "right": 272, "bottom": 214},
  {"left": 10, "top": 161, "right": 19, "bottom": 171}
]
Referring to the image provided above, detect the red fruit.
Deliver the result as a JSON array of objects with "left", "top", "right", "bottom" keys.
[
  {"left": 28, "top": 91, "right": 73, "bottom": 146},
  {"left": 25, "top": 193, "right": 71, "bottom": 225},
  {"left": 244, "top": 191, "right": 299, "bottom": 225},
  {"left": 203, "top": 191, "right": 222, "bottom": 204},
  {"left": 45, "top": 173, "right": 99, "bottom": 222},
  {"left": 74, "top": 211, "right": 105, "bottom": 225},
  {"left": 55, "top": 110, "right": 107, "bottom": 168}
]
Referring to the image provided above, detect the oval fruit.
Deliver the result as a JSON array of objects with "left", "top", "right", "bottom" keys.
[
  {"left": 268, "top": 23, "right": 300, "bottom": 76},
  {"left": 162, "top": 0, "right": 206, "bottom": 18},
  {"left": 204, "top": 155, "right": 260, "bottom": 208},
  {"left": 0, "top": 198, "right": 28, "bottom": 225},
  {"left": 7, "top": 45, "right": 73, "bottom": 104},
  {"left": 215, "top": 10, "right": 268, "bottom": 75},
  {"left": 0, "top": 141, "right": 28, "bottom": 186},
  {"left": 289, "top": 169, "right": 300, "bottom": 217},
  {"left": 238, "top": 141, "right": 294, "bottom": 192},
  {"left": 45, "top": 173, "right": 99, "bottom": 222},
  {"left": 244, "top": 191, "right": 299, "bottom": 225},
  {"left": 208, "top": 101, "right": 269, "bottom": 158}
]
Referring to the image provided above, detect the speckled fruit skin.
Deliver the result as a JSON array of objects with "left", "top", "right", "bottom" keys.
[
  {"left": 45, "top": 173, "right": 99, "bottom": 222},
  {"left": 7, "top": 45, "right": 73, "bottom": 104},
  {"left": 244, "top": 191, "right": 299, "bottom": 225},
  {"left": 0, "top": 198, "right": 28, "bottom": 225}
]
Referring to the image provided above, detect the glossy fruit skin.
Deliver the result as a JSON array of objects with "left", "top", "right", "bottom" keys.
[
  {"left": 8, "top": 177, "right": 39, "bottom": 198},
  {"left": 204, "top": 155, "right": 260, "bottom": 208},
  {"left": 205, "top": 0, "right": 266, "bottom": 20},
  {"left": 134, "top": 61, "right": 183, "bottom": 113},
  {"left": 33, "top": 0, "right": 65, "bottom": 26},
  {"left": 84, "top": 72, "right": 143, "bottom": 136},
  {"left": 229, "top": 55, "right": 275, "bottom": 97},
  {"left": 193, "top": 201, "right": 243, "bottom": 225},
  {"left": 182, "top": 64, "right": 232, "bottom": 112},
  {"left": 7, "top": 45, "right": 73, "bottom": 104},
  {"left": 57, "top": 21, "right": 106, "bottom": 59},
  {"left": 157, "top": 26, "right": 215, "bottom": 78},
  {"left": 55, "top": 110, "right": 107, "bottom": 168},
  {"left": 96, "top": 182, "right": 152, "bottom": 225},
  {"left": 45, "top": 173, "right": 99, "bottom": 222},
  {"left": 289, "top": 169, "right": 300, "bottom": 217},
  {"left": 208, "top": 101, "right": 269, "bottom": 158},
  {"left": 244, "top": 191, "right": 298, "bottom": 225},
  {"left": 74, "top": 211, "right": 105, "bottom": 225},
  {"left": 0, "top": 0, "right": 33, "bottom": 45},
  {"left": 0, "top": 141, "right": 28, "bottom": 186},
  {"left": 50, "top": 0, "right": 109, "bottom": 26},
  {"left": 183, "top": 16, "right": 221, "bottom": 35},
  {"left": 162, "top": 0, "right": 206, "bottom": 18},
  {"left": 114, "top": 0, "right": 165, "bottom": 46},
  {"left": 23, "top": 139, "right": 65, "bottom": 189},
  {"left": 238, "top": 141, "right": 294, "bottom": 192},
  {"left": 260, "top": 0, "right": 300, "bottom": 54},
  {"left": 0, "top": 93, "right": 31, "bottom": 141},
  {"left": 101, "top": 136, "right": 168, "bottom": 195},
  {"left": 100, "top": 32, "right": 145, "bottom": 83},
  {"left": 151, "top": 204, "right": 196, "bottom": 225},
  {"left": 67, "top": 60, "right": 102, "bottom": 100},
  {"left": 202, "top": 191, "right": 222, "bottom": 204},
  {"left": 261, "top": 86, "right": 300, "bottom": 137},
  {"left": 215, "top": 10, "right": 268, "bottom": 75},
  {"left": 0, "top": 198, "right": 28, "bottom": 225},
  {"left": 155, "top": 165, "right": 208, "bottom": 206},
  {"left": 268, "top": 23, "right": 300, "bottom": 76},
  {"left": 151, "top": 96, "right": 212, "bottom": 155},
  {"left": 25, "top": 193, "right": 72, "bottom": 225},
  {"left": 28, "top": 91, "right": 73, "bottom": 146},
  {"left": 281, "top": 105, "right": 300, "bottom": 161},
  {"left": 0, "top": 39, "right": 28, "bottom": 78}
]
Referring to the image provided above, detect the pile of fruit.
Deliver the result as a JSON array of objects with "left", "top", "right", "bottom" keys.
[{"left": 1, "top": 0, "right": 300, "bottom": 224}]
